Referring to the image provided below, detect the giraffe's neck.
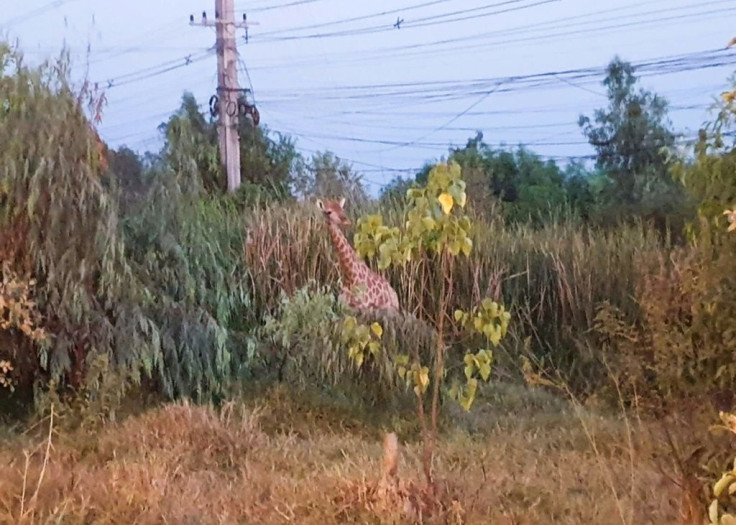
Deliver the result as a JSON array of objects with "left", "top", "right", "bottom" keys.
[{"left": 326, "top": 221, "right": 359, "bottom": 286}]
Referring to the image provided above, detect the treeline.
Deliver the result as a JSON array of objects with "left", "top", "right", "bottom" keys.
[{"left": 110, "top": 57, "right": 693, "bottom": 235}]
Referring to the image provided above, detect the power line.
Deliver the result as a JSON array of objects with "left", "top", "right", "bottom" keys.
[
  {"left": 255, "top": 0, "right": 559, "bottom": 42},
  {"left": 93, "top": 49, "right": 214, "bottom": 89},
  {"left": 251, "top": 0, "right": 454, "bottom": 38},
  {"left": 376, "top": 82, "right": 506, "bottom": 153},
  {"left": 252, "top": 48, "right": 735, "bottom": 105},
  {"left": 245, "top": 0, "right": 730, "bottom": 69},
  {"left": 3, "top": 0, "right": 74, "bottom": 27},
  {"left": 86, "top": 1, "right": 732, "bottom": 93},
  {"left": 240, "top": 0, "right": 321, "bottom": 13}
]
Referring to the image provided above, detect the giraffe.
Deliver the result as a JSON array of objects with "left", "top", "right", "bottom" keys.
[{"left": 316, "top": 197, "right": 400, "bottom": 313}]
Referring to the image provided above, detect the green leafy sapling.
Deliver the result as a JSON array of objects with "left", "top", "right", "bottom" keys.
[{"left": 344, "top": 161, "right": 512, "bottom": 486}]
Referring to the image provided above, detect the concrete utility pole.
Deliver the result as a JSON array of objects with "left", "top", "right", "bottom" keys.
[{"left": 190, "top": 1, "right": 253, "bottom": 192}]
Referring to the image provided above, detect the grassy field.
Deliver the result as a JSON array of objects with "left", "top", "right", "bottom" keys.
[{"left": 0, "top": 383, "right": 684, "bottom": 525}]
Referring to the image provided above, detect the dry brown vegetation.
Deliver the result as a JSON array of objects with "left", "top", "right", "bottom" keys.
[{"left": 0, "top": 384, "right": 683, "bottom": 524}]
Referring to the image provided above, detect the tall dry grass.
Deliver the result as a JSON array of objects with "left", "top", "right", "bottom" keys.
[
  {"left": 0, "top": 386, "right": 682, "bottom": 524},
  {"left": 244, "top": 200, "right": 669, "bottom": 392}
]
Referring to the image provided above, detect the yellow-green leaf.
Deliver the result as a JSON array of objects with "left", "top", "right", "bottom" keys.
[
  {"left": 438, "top": 192, "right": 454, "bottom": 215},
  {"left": 479, "top": 363, "right": 492, "bottom": 382},
  {"left": 421, "top": 216, "right": 437, "bottom": 230},
  {"left": 368, "top": 341, "right": 381, "bottom": 356},
  {"left": 714, "top": 474, "right": 735, "bottom": 498},
  {"left": 419, "top": 367, "right": 430, "bottom": 389},
  {"left": 461, "top": 237, "right": 473, "bottom": 256},
  {"left": 709, "top": 499, "right": 719, "bottom": 523},
  {"left": 370, "top": 322, "right": 383, "bottom": 338}
]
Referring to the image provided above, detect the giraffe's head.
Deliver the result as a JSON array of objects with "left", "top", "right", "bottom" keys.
[{"left": 316, "top": 197, "right": 350, "bottom": 227}]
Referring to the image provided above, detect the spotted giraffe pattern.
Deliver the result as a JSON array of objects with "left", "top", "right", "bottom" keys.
[{"left": 317, "top": 197, "right": 400, "bottom": 313}]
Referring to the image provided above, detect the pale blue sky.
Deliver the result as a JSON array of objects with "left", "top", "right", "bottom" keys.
[{"left": 3, "top": 0, "right": 735, "bottom": 191}]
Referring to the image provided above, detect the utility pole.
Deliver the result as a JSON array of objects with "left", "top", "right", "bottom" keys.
[{"left": 190, "top": 2, "right": 254, "bottom": 192}]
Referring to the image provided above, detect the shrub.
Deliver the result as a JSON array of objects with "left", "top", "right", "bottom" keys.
[
  {"left": 0, "top": 263, "right": 48, "bottom": 395},
  {"left": 0, "top": 43, "right": 255, "bottom": 408},
  {"left": 261, "top": 283, "right": 436, "bottom": 405},
  {"left": 120, "top": 171, "right": 254, "bottom": 399},
  {"left": 0, "top": 44, "right": 132, "bottom": 394},
  {"left": 594, "top": 79, "right": 736, "bottom": 406}
]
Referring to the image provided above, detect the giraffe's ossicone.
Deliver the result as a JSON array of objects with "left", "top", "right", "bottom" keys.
[{"left": 317, "top": 197, "right": 400, "bottom": 314}]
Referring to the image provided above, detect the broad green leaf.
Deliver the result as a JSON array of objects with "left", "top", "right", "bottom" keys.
[
  {"left": 461, "top": 237, "right": 473, "bottom": 256},
  {"left": 489, "top": 326, "right": 502, "bottom": 346},
  {"left": 479, "top": 363, "right": 492, "bottom": 382},
  {"left": 449, "top": 384, "right": 459, "bottom": 400},
  {"left": 448, "top": 240, "right": 461, "bottom": 256},
  {"left": 368, "top": 341, "right": 381, "bottom": 355},
  {"left": 422, "top": 216, "right": 437, "bottom": 231},
  {"left": 343, "top": 316, "right": 357, "bottom": 333}
]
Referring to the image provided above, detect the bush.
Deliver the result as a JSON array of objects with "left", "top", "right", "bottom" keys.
[
  {"left": 0, "top": 43, "right": 255, "bottom": 410},
  {"left": 261, "top": 283, "right": 436, "bottom": 405},
  {"left": 595, "top": 79, "right": 736, "bottom": 406},
  {"left": 120, "top": 169, "right": 254, "bottom": 399}
]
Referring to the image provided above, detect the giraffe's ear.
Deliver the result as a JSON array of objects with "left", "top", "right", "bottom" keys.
[
  {"left": 338, "top": 197, "right": 346, "bottom": 209},
  {"left": 316, "top": 199, "right": 324, "bottom": 210}
]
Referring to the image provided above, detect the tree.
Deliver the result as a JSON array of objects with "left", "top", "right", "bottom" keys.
[
  {"left": 379, "top": 176, "right": 416, "bottom": 206},
  {"left": 563, "top": 161, "right": 596, "bottom": 221},
  {"left": 447, "top": 134, "right": 571, "bottom": 224},
  {"left": 579, "top": 57, "right": 676, "bottom": 204},
  {"left": 294, "top": 151, "right": 368, "bottom": 205},
  {"left": 107, "top": 146, "right": 146, "bottom": 210},
  {"left": 159, "top": 92, "right": 300, "bottom": 199},
  {"left": 238, "top": 118, "right": 300, "bottom": 200},
  {"left": 159, "top": 92, "right": 220, "bottom": 192}
]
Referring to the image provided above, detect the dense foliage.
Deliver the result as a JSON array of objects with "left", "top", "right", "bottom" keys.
[
  {"left": 1, "top": 36, "right": 734, "bottom": 445},
  {"left": 595, "top": 77, "right": 736, "bottom": 403},
  {"left": 0, "top": 46, "right": 254, "bottom": 410}
]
